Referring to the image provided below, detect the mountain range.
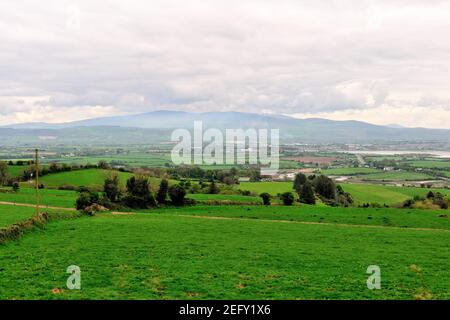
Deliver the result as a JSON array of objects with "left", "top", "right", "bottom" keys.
[{"left": 1, "top": 110, "right": 450, "bottom": 145}]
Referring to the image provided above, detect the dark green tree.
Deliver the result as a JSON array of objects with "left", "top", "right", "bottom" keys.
[
  {"left": 169, "top": 184, "right": 187, "bottom": 206},
  {"left": 280, "top": 192, "right": 295, "bottom": 206},
  {"left": 293, "top": 173, "right": 307, "bottom": 193},
  {"left": 260, "top": 192, "right": 271, "bottom": 206},
  {"left": 104, "top": 174, "right": 121, "bottom": 202},
  {"left": 299, "top": 181, "right": 316, "bottom": 205},
  {"left": 156, "top": 179, "right": 169, "bottom": 204}
]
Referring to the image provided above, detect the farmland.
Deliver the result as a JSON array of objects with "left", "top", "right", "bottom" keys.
[
  {"left": 0, "top": 207, "right": 449, "bottom": 299},
  {"left": 1, "top": 153, "right": 449, "bottom": 300}
]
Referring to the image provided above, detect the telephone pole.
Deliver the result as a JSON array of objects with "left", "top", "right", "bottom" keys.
[{"left": 35, "top": 148, "right": 39, "bottom": 216}]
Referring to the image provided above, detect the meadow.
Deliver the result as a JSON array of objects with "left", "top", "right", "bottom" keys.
[
  {"left": 0, "top": 187, "right": 77, "bottom": 208},
  {"left": 0, "top": 204, "right": 42, "bottom": 228},
  {"left": 37, "top": 169, "right": 134, "bottom": 189},
  {"left": 321, "top": 167, "right": 380, "bottom": 175},
  {"left": 0, "top": 207, "right": 449, "bottom": 299}
]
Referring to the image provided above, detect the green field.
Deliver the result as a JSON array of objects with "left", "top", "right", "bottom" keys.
[
  {"left": 0, "top": 187, "right": 77, "bottom": 208},
  {"left": 341, "top": 184, "right": 450, "bottom": 205},
  {"left": 237, "top": 181, "right": 450, "bottom": 206},
  {"left": 0, "top": 206, "right": 449, "bottom": 299},
  {"left": 406, "top": 160, "right": 450, "bottom": 169},
  {"left": 7, "top": 165, "right": 27, "bottom": 178},
  {"left": 38, "top": 169, "right": 133, "bottom": 189},
  {"left": 42, "top": 153, "right": 172, "bottom": 167},
  {"left": 361, "top": 171, "right": 433, "bottom": 181},
  {"left": 0, "top": 204, "right": 41, "bottom": 228},
  {"left": 238, "top": 182, "right": 293, "bottom": 195},
  {"left": 321, "top": 167, "right": 380, "bottom": 175},
  {"left": 187, "top": 194, "right": 262, "bottom": 204}
]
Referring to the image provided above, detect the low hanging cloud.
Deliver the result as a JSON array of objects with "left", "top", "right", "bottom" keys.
[{"left": 0, "top": 0, "right": 450, "bottom": 127}]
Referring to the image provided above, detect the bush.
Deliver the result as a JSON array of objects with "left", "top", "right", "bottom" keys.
[
  {"left": 299, "top": 181, "right": 316, "bottom": 205},
  {"left": 169, "top": 184, "right": 187, "bottom": 206},
  {"left": 280, "top": 192, "right": 295, "bottom": 206},
  {"left": 76, "top": 191, "right": 100, "bottom": 210},
  {"left": 123, "top": 176, "right": 156, "bottom": 209},
  {"left": 12, "top": 181, "right": 20, "bottom": 192},
  {"left": 259, "top": 192, "right": 271, "bottom": 206},
  {"left": 156, "top": 179, "right": 169, "bottom": 204}
]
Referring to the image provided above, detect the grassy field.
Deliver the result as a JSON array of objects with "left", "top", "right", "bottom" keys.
[
  {"left": 38, "top": 169, "right": 133, "bottom": 189},
  {"left": 237, "top": 181, "right": 450, "bottom": 205},
  {"left": 406, "top": 160, "right": 450, "bottom": 169},
  {"left": 0, "top": 207, "right": 449, "bottom": 299},
  {"left": 341, "top": 184, "right": 450, "bottom": 205},
  {"left": 187, "top": 194, "right": 262, "bottom": 204},
  {"left": 238, "top": 182, "right": 293, "bottom": 195},
  {"left": 42, "top": 153, "right": 173, "bottom": 167},
  {"left": 7, "top": 165, "right": 27, "bottom": 178},
  {"left": 321, "top": 167, "right": 380, "bottom": 175},
  {"left": 0, "top": 204, "right": 41, "bottom": 228},
  {"left": 361, "top": 171, "right": 433, "bottom": 181},
  {"left": 0, "top": 187, "right": 77, "bottom": 208}
]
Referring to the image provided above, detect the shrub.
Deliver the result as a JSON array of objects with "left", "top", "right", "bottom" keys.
[
  {"left": 156, "top": 179, "right": 169, "bottom": 204},
  {"left": 280, "top": 192, "right": 295, "bottom": 206},
  {"left": 259, "top": 192, "right": 271, "bottom": 206},
  {"left": 104, "top": 174, "right": 121, "bottom": 202},
  {"left": 169, "top": 184, "right": 187, "bottom": 206},
  {"left": 12, "top": 181, "right": 20, "bottom": 192},
  {"left": 299, "top": 181, "right": 316, "bottom": 205},
  {"left": 123, "top": 176, "right": 157, "bottom": 209},
  {"left": 76, "top": 191, "right": 100, "bottom": 210}
]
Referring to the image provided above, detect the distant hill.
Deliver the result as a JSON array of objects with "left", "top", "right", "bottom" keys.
[{"left": 1, "top": 110, "right": 450, "bottom": 145}]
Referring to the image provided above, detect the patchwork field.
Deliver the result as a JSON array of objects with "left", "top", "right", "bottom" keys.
[{"left": 0, "top": 206, "right": 449, "bottom": 300}]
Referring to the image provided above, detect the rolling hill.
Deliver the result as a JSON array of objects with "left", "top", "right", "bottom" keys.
[{"left": 2, "top": 110, "right": 450, "bottom": 145}]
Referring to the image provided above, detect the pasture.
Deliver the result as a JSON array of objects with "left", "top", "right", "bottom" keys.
[{"left": 0, "top": 206, "right": 449, "bottom": 299}]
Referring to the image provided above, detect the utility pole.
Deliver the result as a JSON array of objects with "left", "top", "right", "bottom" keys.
[{"left": 35, "top": 148, "right": 39, "bottom": 216}]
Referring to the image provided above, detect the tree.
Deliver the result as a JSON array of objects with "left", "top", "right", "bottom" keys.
[
  {"left": 156, "top": 179, "right": 169, "bottom": 204},
  {"left": 98, "top": 160, "right": 110, "bottom": 169},
  {"left": 299, "top": 181, "right": 315, "bottom": 205},
  {"left": 104, "top": 174, "right": 121, "bottom": 202},
  {"left": 169, "top": 184, "right": 187, "bottom": 206},
  {"left": 280, "top": 192, "right": 295, "bottom": 206},
  {"left": 208, "top": 180, "right": 220, "bottom": 194},
  {"left": 426, "top": 191, "right": 435, "bottom": 199},
  {"left": 0, "top": 161, "right": 8, "bottom": 185},
  {"left": 293, "top": 173, "right": 307, "bottom": 193},
  {"left": 260, "top": 192, "right": 271, "bottom": 206},
  {"left": 76, "top": 190, "right": 99, "bottom": 210},
  {"left": 313, "top": 175, "right": 336, "bottom": 200},
  {"left": 123, "top": 176, "right": 156, "bottom": 208},
  {"left": 249, "top": 169, "right": 262, "bottom": 182}
]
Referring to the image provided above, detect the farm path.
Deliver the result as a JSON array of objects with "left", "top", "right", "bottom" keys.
[{"left": 0, "top": 201, "right": 76, "bottom": 211}]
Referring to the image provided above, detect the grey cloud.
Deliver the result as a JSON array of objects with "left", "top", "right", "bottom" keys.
[{"left": 0, "top": 0, "right": 450, "bottom": 125}]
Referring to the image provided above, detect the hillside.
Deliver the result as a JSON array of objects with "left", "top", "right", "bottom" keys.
[{"left": 2, "top": 111, "right": 450, "bottom": 144}]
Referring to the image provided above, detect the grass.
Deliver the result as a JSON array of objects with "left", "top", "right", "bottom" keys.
[
  {"left": 7, "top": 165, "right": 27, "bottom": 178},
  {"left": 238, "top": 182, "right": 293, "bottom": 195},
  {"left": 187, "top": 194, "right": 262, "bottom": 204},
  {"left": 321, "top": 167, "right": 380, "bottom": 175},
  {"left": 406, "top": 160, "right": 450, "bottom": 169},
  {"left": 0, "top": 187, "right": 77, "bottom": 208},
  {"left": 341, "top": 184, "right": 450, "bottom": 205},
  {"left": 38, "top": 169, "right": 133, "bottom": 189},
  {"left": 361, "top": 171, "right": 433, "bottom": 181},
  {"left": 0, "top": 204, "right": 41, "bottom": 228},
  {"left": 0, "top": 207, "right": 449, "bottom": 299}
]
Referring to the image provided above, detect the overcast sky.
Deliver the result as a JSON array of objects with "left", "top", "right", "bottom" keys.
[{"left": 1, "top": 0, "right": 450, "bottom": 128}]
